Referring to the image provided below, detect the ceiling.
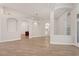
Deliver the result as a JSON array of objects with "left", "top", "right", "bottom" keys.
[
  {"left": 0, "top": 3, "right": 50, "bottom": 20},
  {"left": 0, "top": 3, "right": 76, "bottom": 20}
]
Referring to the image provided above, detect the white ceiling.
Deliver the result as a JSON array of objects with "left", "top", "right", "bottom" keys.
[
  {"left": 0, "top": 3, "right": 50, "bottom": 19},
  {"left": 0, "top": 3, "right": 76, "bottom": 20}
]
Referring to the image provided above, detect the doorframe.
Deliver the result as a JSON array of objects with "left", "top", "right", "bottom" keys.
[{"left": 75, "top": 20, "right": 79, "bottom": 47}]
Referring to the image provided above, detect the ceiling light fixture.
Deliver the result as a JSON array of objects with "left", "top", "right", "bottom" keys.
[{"left": 34, "top": 21, "right": 38, "bottom": 25}]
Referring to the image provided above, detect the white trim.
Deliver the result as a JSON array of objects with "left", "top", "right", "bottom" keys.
[
  {"left": 73, "top": 43, "right": 78, "bottom": 47},
  {"left": 30, "top": 35, "right": 46, "bottom": 38},
  {"left": 50, "top": 35, "right": 73, "bottom": 45},
  {"left": 74, "top": 43, "right": 79, "bottom": 47},
  {"left": 50, "top": 35, "right": 73, "bottom": 44},
  {"left": 73, "top": 17, "right": 77, "bottom": 47},
  {"left": 0, "top": 38, "right": 21, "bottom": 42},
  {"left": 77, "top": 43, "right": 79, "bottom": 47},
  {"left": 50, "top": 41, "right": 74, "bottom": 45}
]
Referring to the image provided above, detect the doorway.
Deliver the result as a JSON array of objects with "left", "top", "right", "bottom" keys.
[{"left": 21, "top": 21, "right": 29, "bottom": 39}]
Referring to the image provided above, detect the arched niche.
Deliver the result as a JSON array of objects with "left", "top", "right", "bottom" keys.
[
  {"left": 54, "top": 3, "right": 74, "bottom": 10},
  {"left": 54, "top": 7, "right": 71, "bottom": 35},
  {"left": 7, "top": 18, "right": 17, "bottom": 33}
]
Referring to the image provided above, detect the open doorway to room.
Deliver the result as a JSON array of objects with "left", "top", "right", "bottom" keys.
[{"left": 21, "top": 20, "right": 29, "bottom": 39}]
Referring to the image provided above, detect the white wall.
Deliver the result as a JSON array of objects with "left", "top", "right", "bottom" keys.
[
  {"left": 54, "top": 12, "right": 67, "bottom": 35},
  {"left": 73, "top": 5, "right": 79, "bottom": 47},
  {"left": 0, "top": 15, "right": 2, "bottom": 40},
  {"left": 69, "top": 9, "right": 77, "bottom": 46},
  {"left": 29, "top": 19, "right": 49, "bottom": 38},
  {"left": 50, "top": 8, "right": 75, "bottom": 45},
  {"left": 0, "top": 4, "right": 76, "bottom": 45},
  {"left": 52, "top": 35, "right": 72, "bottom": 45},
  {"left": 1, "top": 15, "right": 20, "bottom": 42},
  {"left": 50, "top": 10, "right": 54, "bottom": 44},
  {"left": 20, "top": 20, "right": 29, "bottom": 34},
  {"left": 0, "top": 7, "right": 32, "bottom": 42},
  {"left": 0, "top": 6, "right": 50, "bottom": 42}
]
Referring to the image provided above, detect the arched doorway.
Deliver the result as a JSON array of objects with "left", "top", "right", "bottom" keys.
[{"left": 21, "top": 20, "right": 29, "bottom": 39}]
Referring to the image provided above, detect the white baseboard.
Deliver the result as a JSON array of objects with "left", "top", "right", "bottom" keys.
[
  {"left": 70, "top": 43, "right": 79, "bottom": 47},
  {"left": 29, "top": 36, "right": 46, "bottom": 39},
  {"left": 74, "top": 43, "right": 79, "bottom": 47},
  {"left": 50, "top": 35, "right": 74, "bottom": 45},
  {"left": 50, "top": 41, "right": 74, "bottom": 45},
  {"left": 0, "top": 38, "right": 21, "bottom": 43},
  {"left": 77, "top": 43, "right": 79, "bottom": 47}
]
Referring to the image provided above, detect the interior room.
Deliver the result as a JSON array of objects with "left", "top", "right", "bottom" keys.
[{"left": 0, "top": 3, "right": 79, "bottom": 56}]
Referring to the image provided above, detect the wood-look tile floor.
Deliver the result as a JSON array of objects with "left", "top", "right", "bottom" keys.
[{"left": 0, "top": 36, "right": 79, "bottom": 56}]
